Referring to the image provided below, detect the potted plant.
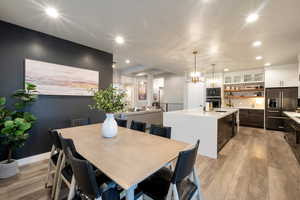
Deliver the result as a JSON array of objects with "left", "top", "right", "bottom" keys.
[
  {"left": 89, "top": 85, "right": 126, "bottom": 138},
  {"left": 0, "top": 83, "right": 38, "bottom": 178}
]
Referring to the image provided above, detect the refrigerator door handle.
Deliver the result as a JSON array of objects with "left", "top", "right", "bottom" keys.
[{"left": 281, "top": 91, "right": 284, "bottom": 109}]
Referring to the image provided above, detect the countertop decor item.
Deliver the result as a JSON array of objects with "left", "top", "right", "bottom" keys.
[
  {"left": 89, "top": 85, "right": 126, "bottom": 138},
  {"left": 0, "top": 83, "right": 38, "bottom": 178}
]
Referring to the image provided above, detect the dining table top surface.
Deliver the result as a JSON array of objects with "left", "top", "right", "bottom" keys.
[{"left": 58, "top": 123, "right": 190, "bottom": 190}]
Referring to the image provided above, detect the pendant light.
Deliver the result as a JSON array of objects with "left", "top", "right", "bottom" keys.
[
  {"left": 211, "top": 64, "right": 216, "bottom": 87},
  {"left": 191, "top": 51, "right": 201, "bottom": 83}
]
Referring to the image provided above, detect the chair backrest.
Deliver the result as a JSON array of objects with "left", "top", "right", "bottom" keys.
[
  {"left": 71, "top": 118, "right": 90, "bottom": 127},
  {"left": 67, "top": 148, "right": 101, "bottom": 199},
  {"left": 171, "top": 140, "right": 200, "bottom": 184},
  {"left": 130, "top": 120, "right": 147, "bottom": 132},
  {"left": 49, "top": 130, "right": 62, "bottom": 150},
  {"left": 149, "top": 124, "right": 171, "bottom": 139},
  {"left": 116, "top": 118, "right": 127, "bottom": 128},
  {"left": 67, "top": 148, "right": 120, "bottom": 200},
  {"left": 58, "top": 134, "right": 78, "bottom": 161}
]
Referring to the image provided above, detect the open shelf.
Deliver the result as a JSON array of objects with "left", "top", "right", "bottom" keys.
[
  {"left": 224, "top": 96, "right": 264, "bottom": 99},
  {"left": 224, "top": 88, "right": 264, "bottom": 92}
]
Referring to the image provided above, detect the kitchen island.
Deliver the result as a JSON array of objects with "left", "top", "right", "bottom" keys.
[{"left": 163, "top": 108, "right": 239, "bottom": 159}]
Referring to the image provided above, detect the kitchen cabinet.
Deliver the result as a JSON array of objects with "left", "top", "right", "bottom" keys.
[
  {"left": 265, "top": 64, "right": 298, "bottom": 88},
  {"left": 239, "top": 109, "right": 264, "bottom": 128},
  {"left": 218, "top": 113, "right": 236, "bottom": 151},
  {"left": 224, "top": 70, "right": 264, "bottom": 84}
]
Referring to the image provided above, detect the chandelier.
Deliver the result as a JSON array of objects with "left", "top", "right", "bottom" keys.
[{"left": 191, "top": 51, "right": 202, "bottom": 83}]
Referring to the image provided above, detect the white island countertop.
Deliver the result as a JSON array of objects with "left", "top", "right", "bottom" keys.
[
  {"left": 283, "top": 111, "right": 300, "bottom": 124},
  {"left": 166, "top": 108, "right": 239, "bottom": 119},
  {"left": 164, "top": 107, "right": 239, "bottom": 159}
]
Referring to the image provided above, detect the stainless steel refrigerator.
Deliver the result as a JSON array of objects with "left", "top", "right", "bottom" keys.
[{"left": 265, "top": 87, "right": 298, "bottom": 131}]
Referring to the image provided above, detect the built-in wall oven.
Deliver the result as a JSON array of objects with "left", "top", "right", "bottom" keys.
[{"left": 206, "top": 88, "right": 222, "bottom": 108}]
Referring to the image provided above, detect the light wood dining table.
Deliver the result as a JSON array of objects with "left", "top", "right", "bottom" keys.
[{"left": 58, "top": 123, "right": 190, "bottom": 200}]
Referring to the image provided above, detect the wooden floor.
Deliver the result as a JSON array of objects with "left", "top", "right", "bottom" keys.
[{"left": 0, "top": 127, "right": 299, "bottom": 200}]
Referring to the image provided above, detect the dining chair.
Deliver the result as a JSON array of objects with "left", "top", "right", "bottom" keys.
[
  {"left": 149, "top": 124, "right": 171, "bottom": 139},
  {"left": 130, "top": 120, "right": 147, "bottom": 132},
  {"left": 66, "top": 147, "right": 120, "bottom": 200},
  {"left": 70, "top": 117, "right": 90, "bottom": 127},
  {"left": 45, "top": 130, "right": 63, "bottom": 199},
  {"left": 116, "top": 118, "right": 128, "bottom": 128},
  {"left": 138, "top": 140, "right": 202, "bottom": 200},
  {"left": 55, "top": 134, "right": 83, "bottom": 200}
]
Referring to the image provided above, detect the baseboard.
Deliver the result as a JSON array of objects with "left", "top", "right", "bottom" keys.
[{"left": 17, "top": 152, "right": 50, "bottom": 166}]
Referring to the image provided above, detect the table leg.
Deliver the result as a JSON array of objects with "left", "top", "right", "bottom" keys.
[{"left": 126, "top": 185, "right": 136, "bottom": 200}]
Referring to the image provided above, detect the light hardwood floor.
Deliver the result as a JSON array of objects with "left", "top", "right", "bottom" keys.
[{"left": 0, "top": 127, "right": 299, "bottom": 200}]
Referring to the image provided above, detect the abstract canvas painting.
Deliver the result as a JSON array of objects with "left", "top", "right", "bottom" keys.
[
  {"left": 138, "top": 80, "right": 147, "bottom": 100},
  {"left": 25, "top": 59, "right": 99, "bottom": 96}
]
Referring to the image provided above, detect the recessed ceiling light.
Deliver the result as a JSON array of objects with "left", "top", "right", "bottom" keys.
[
  {"left": 224, "top": 68, "right": 229, "bottom": 72},
  {"left": 125, "top": 59, "right": 130, "bottom": 64},
  {"left": 210, "top": 46, "right": 219, "bottom": 54},
  {"left": 256, "top": 56, "right": 263, "bottom": 60},
  {"left": 45, "top": 7, "right": 59, "bottom": 18},
  {"left": 115, "top": 36, "right": 124, "bottom": 44},
  {"left": 252, "top": 41, "right": 262, "bottom": 47},
  {"left": 246, "top": 13, "right": 259, "bottom": 23},
  {"left": 264, "top": 62, "right": 271, "bottom": 66}
]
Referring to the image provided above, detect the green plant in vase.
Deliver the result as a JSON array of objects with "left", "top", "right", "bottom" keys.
[
  {"left": 0, "top": 83, "right": 38, "bottom": 178},
  {"left": 89, "top": 85, "right": 126, "bottom": 138}
]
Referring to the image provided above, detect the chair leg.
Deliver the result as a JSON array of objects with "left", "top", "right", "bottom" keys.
[
  {"left": 193, "top": 167, "right": 204, "bottom": 200},
  {"left": 51, "top": 151, "right": 63, "bottom": 199},
  {"left": 67, "top": 176, "right": 76, "bottom": 200},
  {"left": 45, "top": 145, "right": 55, "bottom": 188},
  {"left": 172, "top": 184, "right": 180, "bottom": 200},
  {"left": 54, "top": 155, "right": 65, "bottom": 200}
]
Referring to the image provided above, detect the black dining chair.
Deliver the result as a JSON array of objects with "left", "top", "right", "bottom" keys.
[
  {"left": 70, "top": 117, "right": 90, "bottom": 127},
  {"left": 66, "top": 147, "right": 119, "bottom": 200},
  {"left": 45, "top": 130, "right": 63, "bottom": 199},
  {"left": 138, "top": 140, "right": 202, "bottom": 200},
  {"left": 116, "top": 118, "right": 128, "bottom": 128},
  {"left": 130, "top": 120, "right": 147, "bottom": 132},
  {"left": 54, "top": 134, "right": 81, "bottom": 200},
  {"left": 149, "top": 124, "right": 171, "bottom": 139}
]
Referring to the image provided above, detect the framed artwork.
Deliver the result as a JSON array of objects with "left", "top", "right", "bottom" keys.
[
  {"left": 25, "top": 59, "right": 99, "bottom": 96},
  {"left": 138, "top": 80, "right": 147, "bottom": 101}
]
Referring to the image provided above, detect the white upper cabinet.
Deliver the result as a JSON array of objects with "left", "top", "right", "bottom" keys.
[
  {"left": 223, "top": 70, "right": 264, "bottom": 84},
  {"left": 265, "top": 64, "right": 298, "bottom": 88}
]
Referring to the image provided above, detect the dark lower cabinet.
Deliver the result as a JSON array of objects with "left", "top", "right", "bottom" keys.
[
  {"left": 217, "top": 113, "right": 237, "bottom": 152},
  {"left": 239, "top": 109, "right": 264, "bottom": 128}
]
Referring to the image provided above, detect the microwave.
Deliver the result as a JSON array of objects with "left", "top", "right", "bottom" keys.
[{"left": 206, "top": 88, "right": 221, "bottom": 98}]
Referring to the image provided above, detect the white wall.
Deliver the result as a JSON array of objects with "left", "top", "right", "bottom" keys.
[{"left": 161, "top": 75, "right": 185, "bottom": 103}]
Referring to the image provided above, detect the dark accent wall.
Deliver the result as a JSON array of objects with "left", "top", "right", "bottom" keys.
[{"left": 0, "top": 20, "right": 113, "bottom": 160}]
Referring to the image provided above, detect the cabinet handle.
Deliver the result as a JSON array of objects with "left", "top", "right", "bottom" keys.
[{"left": 268, "top": 110, "right": 279, "bottom": 113}]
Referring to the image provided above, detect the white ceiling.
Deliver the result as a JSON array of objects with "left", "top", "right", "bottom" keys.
[{"left": 1, "top": 0, "right": 300, "bottom": 74}]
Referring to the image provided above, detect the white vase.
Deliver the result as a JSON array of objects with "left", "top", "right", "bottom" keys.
[{"left": 102, "top": 113, "right": 118, "bottom": 138}]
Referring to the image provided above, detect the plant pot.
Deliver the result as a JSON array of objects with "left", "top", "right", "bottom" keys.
[
  {"left": 0, "top": 159, "right": 19, "bottom": 179},
  {"left": 102, "top": 113, "right": 118, "bottom": 138}
]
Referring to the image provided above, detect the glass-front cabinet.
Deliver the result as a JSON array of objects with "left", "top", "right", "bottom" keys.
[{"left": 224, "top": 70, "right": 264, "bottom": 84}]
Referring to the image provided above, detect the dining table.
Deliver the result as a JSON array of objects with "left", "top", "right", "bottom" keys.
[{"left": 58, "top": 123, "right": 191, "bottom": 200}]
